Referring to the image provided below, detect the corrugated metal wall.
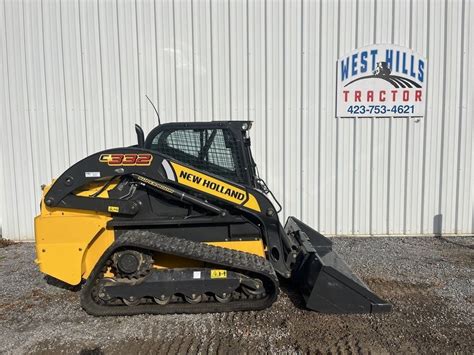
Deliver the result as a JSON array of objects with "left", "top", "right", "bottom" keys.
[{"left": 1, "top": 0, "right": 473, "bottom": 241}]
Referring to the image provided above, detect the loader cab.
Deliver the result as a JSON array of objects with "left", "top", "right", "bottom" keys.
[{"left": 144, "top": 121, "right": 257, "bottom": 187}]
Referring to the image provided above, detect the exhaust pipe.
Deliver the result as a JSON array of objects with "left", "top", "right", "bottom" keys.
[{"left": 285, "top": 217, "right": 392, "bottom": 314}]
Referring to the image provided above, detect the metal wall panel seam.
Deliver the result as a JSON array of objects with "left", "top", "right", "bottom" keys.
[
  {"left": 368, "top": 0, "right": 376, "bottom": 235},
  {"left": 58, "top": 0, "right": 72, "bottom": 166},
  {"left": 134, "top": 0, "right": 142, "bottom": 126},
  {"left": 77, "top": 0, "right": 89, "bottom": 154},
  {"left": 366, "top": 8, "right": 377, "bottom": 253},
  {"left": 413, "top": 0, "right": 428, "bottom": 234},
  {"left": 209, "top": 0, "right": 215, "bottom": 120},
  {"left": 316, "top": 0, "right": 322, "bottom": 229},
  {"left": 156, "top": 0, "right": 161, "bottom": 118},
  {"left": 334, "top": 0, "right": 340, "bottom": 235},
  {"left": 452, "top": 0, "right": 466, "bottom": 233},
  {"left": 437, "top": 0, "right": 448, "bottom": 227},
  {"left": 351, "top": 0, "right": 359, "bottom": 234},
  {"left": 385, "top": 0, "right": 395, "bottom": 235},
  {"left": 263, "top": 0, "right": 268, "bottom": 179},
  {"left": 96, "top": 0, "right": 107, "bottom": 148},
  {"left": 0, "top": 146, "right": 3, "bottom": 233},
  {"left": 464, "top": 0, "right": 474, "bottom": 233},
  {"left": 227, "top": 0, "right": 232, "bottom": 119},
  {"left": 190, "top": 0, "right": 196, "bottom": 121},
  {"left": 419, "top": 0, "right": 430, "bottom": 233},
  {"left": 14, "top": 0, "right": 33, "bottom": 238},
  {"left": 402, "top": 0, "right": 414, "bottom": 234},
  {"left": 21, "top": 0, "right": 38, "bottom": 226},
  {"left": 299, "top": 0, "right": 304, "bottom": 222},
  {"left": 115, "top": 2, "right": 125, "bottom": 143},
  {"left": 246, "top": 0, "right": 250, "bottom": 122},
  {"left": 2, "top": 0, "right": 20, "bottom": 238},
  {"left": 430, "top": 0, "right": 444, "bottom": 234},
  {"left": 39, "top": 0, "right": 53, "bottom": 180},
  {"left": 281, "top": 0, "right": 286, "bottom": 221}
]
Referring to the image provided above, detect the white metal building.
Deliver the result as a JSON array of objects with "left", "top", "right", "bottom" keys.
[{"left": 1, "top": 0, "right": 473, "bottom": 241}]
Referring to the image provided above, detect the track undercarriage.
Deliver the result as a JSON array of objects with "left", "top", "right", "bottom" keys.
[{"left": 81, "top": 231, "right": 278, "bottom": 316}]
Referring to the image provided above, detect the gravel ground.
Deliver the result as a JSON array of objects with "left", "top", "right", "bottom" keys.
[{"left": 0, "top": 236, "right": 472, "bottom": 354}]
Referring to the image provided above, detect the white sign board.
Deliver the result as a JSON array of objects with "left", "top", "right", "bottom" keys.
[{"left": 336, "top": 44, "right": 427, "bottom": 118}]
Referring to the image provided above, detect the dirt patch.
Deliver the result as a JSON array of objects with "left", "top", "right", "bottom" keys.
[
  {"left": 0, "top": 238, "right": 472, "bottom": 354},
  {"left": 242, "top": 279, "right": 471, "bottom": 354},
  {"left": 0, "top": 238, "right": 15, "bottom": 248},
  {"left": 37, "top": 279, "right": 469, "bottom": 354},
  {"left": 436, "top": 238, "right": 474, "bottom": 269}
]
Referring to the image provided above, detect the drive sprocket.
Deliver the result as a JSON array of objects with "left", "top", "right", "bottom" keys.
[{"left": 111, "top": 249, "right": 153, "bottom": 279}]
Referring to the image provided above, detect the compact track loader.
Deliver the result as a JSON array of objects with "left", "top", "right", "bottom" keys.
[{"left": 35, "top": 121, "right": 391, "bottom": 316}]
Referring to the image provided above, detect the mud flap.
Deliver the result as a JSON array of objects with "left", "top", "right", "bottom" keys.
[{"left": 285, "top": 217, "right": 392, "bottom": 314}]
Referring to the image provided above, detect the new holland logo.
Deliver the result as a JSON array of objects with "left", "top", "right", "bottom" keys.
[{"left": 336, "top": 44, "right": 427, "bottom": 118}]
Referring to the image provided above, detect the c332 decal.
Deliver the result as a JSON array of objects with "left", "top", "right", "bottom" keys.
[{"left": 99, "top": 153, "right": 153, "bottom": 167}]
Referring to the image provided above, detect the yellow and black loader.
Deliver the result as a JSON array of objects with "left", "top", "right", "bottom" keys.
[{"left": 35, "top": 121, "right": 391, "bottom": 316}]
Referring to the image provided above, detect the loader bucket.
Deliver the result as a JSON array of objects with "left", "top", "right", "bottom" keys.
[{"left": 285, "top": 217, "right": 391, "bottom": 314}]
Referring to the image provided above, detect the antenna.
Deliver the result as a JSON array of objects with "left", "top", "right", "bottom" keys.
[{"left": 145, "top": 94, "right": 161, "bottom": 126}]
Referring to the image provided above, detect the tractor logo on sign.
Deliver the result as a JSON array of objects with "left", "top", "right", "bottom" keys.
[{"left": 336, "top": 44, "right": 426, "bottom": 118}]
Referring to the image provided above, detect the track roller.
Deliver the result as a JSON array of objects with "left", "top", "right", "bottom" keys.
[
  {"left": 185, "top": 294, "right": 203, "bottom": 304},
  {"left": 123, "top": 296, "right": 141, "bottom": 306},
  {"left": 153, "top": 295, "right": 171, "bottom": 305},
  {"left": 215, "top": 293, "right": 232, "bottom": 303}
]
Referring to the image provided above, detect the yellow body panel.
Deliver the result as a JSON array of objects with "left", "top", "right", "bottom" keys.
[
  {"left": 152, "top": 253, "right": 203, "bottom": 269},
  {"left": 35, "top": 184, "right": 114, "bottom": 286},
  {"left": 82, "top": 228, "right": 114, "bottom": 278},
  {"left": 206, "top": 240, "right": 265, "bottom": 257},
  {"left": 242, "top": 194, "right": 261, "bottom": 212},
  {"left": 152, "top": 240, "right": 266, "bottom": 269}
]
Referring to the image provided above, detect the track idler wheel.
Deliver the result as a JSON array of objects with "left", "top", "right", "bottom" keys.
[{"left": 241, "top": 278, "right": 265, "bottom": 296}]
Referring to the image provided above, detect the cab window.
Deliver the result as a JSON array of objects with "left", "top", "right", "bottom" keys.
[{"left": 150, "top": 128, "right": 246, "bottom": 184}]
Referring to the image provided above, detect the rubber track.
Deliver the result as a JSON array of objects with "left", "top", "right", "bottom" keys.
[{"left": 81, "top": 230, "right": 279, "bottom": 316}]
